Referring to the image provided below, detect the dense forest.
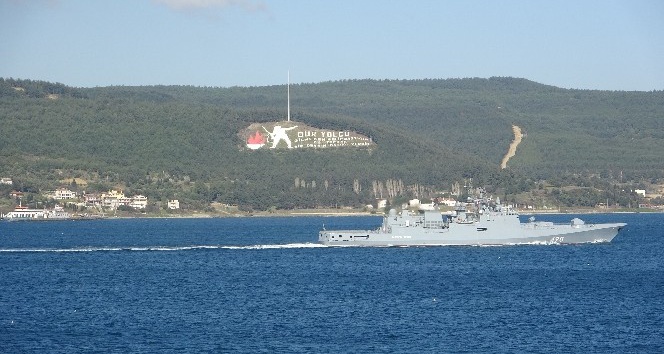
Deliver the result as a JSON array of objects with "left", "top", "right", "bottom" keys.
[{"left": 1, "top": 77, "right": 662, "bottom": 211}]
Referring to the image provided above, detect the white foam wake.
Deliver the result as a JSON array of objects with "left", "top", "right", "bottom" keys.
[
  {"left": 223, "top": 243, "right": 328, "bottom": 250},
  {"left": 0, "top": 243, "right": 328, "bottom": 253}
]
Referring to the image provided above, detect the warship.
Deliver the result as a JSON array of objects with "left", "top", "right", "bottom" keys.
[{"left": 319, "top": 200, "right": 626, "bottom": 246}]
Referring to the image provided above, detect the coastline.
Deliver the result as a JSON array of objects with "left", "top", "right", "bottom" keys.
[
  {"left": 5, "top": 209, "right": 658, "bottom": 221},
  {"left": 101, "top": 207, "right": 661, "bottom": 219},
  {"left": 6, "top": 206, "right": 659, "bottom": 221}
]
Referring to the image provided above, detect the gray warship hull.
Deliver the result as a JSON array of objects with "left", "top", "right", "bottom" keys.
[{"left": 319, "top": 208, "right": 626, "bottom": 246}]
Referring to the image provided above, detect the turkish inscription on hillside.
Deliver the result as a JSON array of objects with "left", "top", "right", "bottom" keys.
[{"left": 241, "top": 122, "right": 375, "bottom": 150}]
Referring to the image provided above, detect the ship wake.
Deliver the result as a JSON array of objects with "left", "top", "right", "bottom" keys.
[{"left": 0, "top": 243, "right": 328, "bottom": 253}]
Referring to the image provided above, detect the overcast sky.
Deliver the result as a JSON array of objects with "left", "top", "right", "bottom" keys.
[{"left": 1, "top": 0, "right": 663, "bottom": 90}]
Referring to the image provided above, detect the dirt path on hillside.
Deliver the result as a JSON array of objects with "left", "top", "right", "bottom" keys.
[{"left": 500, "top": 125, "right": 523, "bottom": 169}]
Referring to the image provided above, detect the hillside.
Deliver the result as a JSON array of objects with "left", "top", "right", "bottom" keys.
[
  {"left": 1, "top": 77, "right": 662, "bottom": 210},
  {"left": 83, "top": 77, "right": 664, "bottom": 179}
]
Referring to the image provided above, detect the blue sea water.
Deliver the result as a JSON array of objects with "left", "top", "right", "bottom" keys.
[{"left": 1, "top": 213, "right": 663, "bottom": 353}]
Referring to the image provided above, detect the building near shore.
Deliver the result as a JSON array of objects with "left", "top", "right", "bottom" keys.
[{"left": 168, "top": 200, "right": 180, "bottom": 210}]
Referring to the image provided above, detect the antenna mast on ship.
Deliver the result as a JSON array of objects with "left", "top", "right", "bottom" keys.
[{"left": 287, "top": 70, "right": 291, "bottom": 122}]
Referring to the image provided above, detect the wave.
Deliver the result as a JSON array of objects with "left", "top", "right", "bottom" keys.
[{"left": 0, "top": 243, "right": 328, "bottom": 253}]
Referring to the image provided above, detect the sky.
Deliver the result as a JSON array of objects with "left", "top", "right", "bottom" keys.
[{"left": 1, "top": 0, "right": 663, "bottom": 91}]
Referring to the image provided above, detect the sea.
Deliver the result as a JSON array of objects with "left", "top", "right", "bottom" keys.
[{"left": 1, "top": 213, "right": 663, "bottom": 353}]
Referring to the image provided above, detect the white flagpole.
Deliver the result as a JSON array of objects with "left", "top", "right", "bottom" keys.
[{"left": 287, "top": 70, "right": 291, "bottom": 122}]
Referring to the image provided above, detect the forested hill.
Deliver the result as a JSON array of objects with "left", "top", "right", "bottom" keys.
[
  {"left": 1, "top": 77, "right": 663, "bottom": 210},
  {"left": 84, "top": 77, "right": 664, "bottom": 178}
]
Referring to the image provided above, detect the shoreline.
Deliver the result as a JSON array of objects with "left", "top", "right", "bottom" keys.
[
  {"left": 4, "top": 209, "right": 660, "bottom": 221},
  {"left": 99, "top": 208, "right": 662, "bottom": 219}
]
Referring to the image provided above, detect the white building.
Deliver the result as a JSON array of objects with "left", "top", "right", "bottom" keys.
[
  {"left": 168, "top": 199, "right": 180, "bottom": 210},
  {"left": 0, "top": 178, "right": 12, "bottom": 185},
  {"left": 436, "top": 198, "right": 458, "bottom": 207},
  {"left": 84, "top": 193, "right": 101, "bottom": 206},
  {"left": 130, "top": 195, "right": 148, "bottom": 209},
  {"left": 101, "top": 190, "right": 124, "bottom": 209},
  {"left": 54, "top": 188, "right": 77, "bottom": 200},
  {"left": 99, "top": 190, "right": 148, "bottom": 210},
  {"left": 418, "top": 203, "right": 436, "bottom": 211}
]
